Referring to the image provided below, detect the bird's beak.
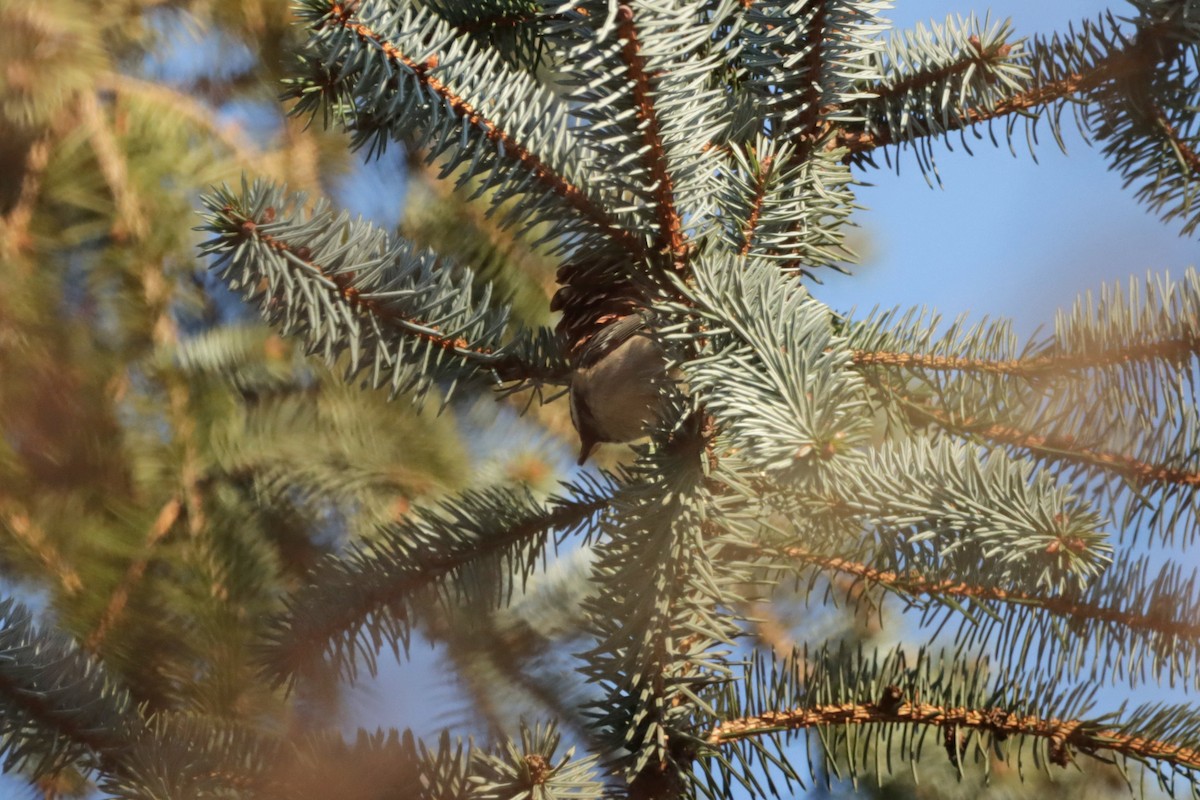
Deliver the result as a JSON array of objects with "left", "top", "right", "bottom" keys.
[{"left": 577, "top": 437, "right": 598, "bottom": 465}]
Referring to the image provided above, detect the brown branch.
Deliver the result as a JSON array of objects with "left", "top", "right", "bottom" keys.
[
  {"left": 84, "top": 496, "right": 182, "bottom": 653},
  {"left": 269, "top": 493, "right": 609, "bottom": 678},
  {"left": 834, "top": 43, "right": 1156, "bottom": 154},
  {"left": 324, "top": 5, "right": 647, "bottom": 263},
  {"left": 787, "top": 1, "right": 829, "bottom": 162},
  {"left": 851, "top": 334, "right": 1200, "bottom": 376},
  {"left": 79, "top": 91, "right": 147, "bottom": 243},
  {"left": 739, "top": 155, "right": 773, "bottom": 257},
  {"left": 2, "top": 512, "right": 82, "bottom": 596},
  {"left": 772, "top": 545, "right": 1200, "bottom": 642},
  {"left": 228, "top": 211, "right": 546, "bottom": 380},
  {"left": 708, "top": 698, "right": 1200, "bottom": 772},
  {"left": 1151, "top": 102, "right": 1200, "bottom": 178},
  {"left": 86, "top": 228, "right": 213, "bottom": 651},
  {"left": 865, "top": 37, "right": 1010, "bottom": 110},
  {"left": 902, "top": 400, "right": 1200, "bottom": 488},
  {"left": 0, "top": 132, "right": 53, "bottom": 259},
  {"left": 139, "top": 248, "right": 209, "bottom": 543},
  {"left": 614, "top": 4, "right": 688, "bottom": 263},
  {"left": 977, "top": 422, "right": 1200, "bottom": 487}
]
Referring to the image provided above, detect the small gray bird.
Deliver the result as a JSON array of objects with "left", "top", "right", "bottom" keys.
[{"left": 568, "top": 312, "right": 667, "bottom": 464}]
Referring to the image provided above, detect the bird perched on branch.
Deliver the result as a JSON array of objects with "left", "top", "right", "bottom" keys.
[{"left": 568, "top": 312, "right": 668, "bottom": 464}]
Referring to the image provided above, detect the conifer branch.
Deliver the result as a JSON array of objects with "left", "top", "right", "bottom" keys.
[
  {"left": 0, "top": 600, "right": 138, "bottom": 777},
  {"left": 834, "top": 38, "right": 1158, "bottom": 154},
  {"left": 739, "top": 154, "right": 773, "bottom": 257},
  {"left": 769, "top": 545, "right": 1200, "bottom": 644},
  {"left": 264, "top": 487, "right": 611, "bottom": 683},
  {"left": 1150, "top": 101, "right": 1200, "bottom": 178},
  {"left": 79, "top": 92, "right": 147, "bottom": 242},
  {"left": 251, "top": 221, "right": 487, "bottom": 359},
  {"left": 218, "top": 203, "right": 535, "bottom": 380},
  {"left": 707, "top": 699, "right": 1200, "bottom": 773},
  {"left": 613, "top": 4, "right": 687, "bottom": 262},
  {"left": 891, "top": 394, "right": 1200, "bottom": 489},
  {"left": 444, "top": 9, "right": 541, "bottom": 34},
  {"left": 580, "top": 454, "right": 738, "bottom": 799},
  {"left": 974, "top": 422, "right": 1200, "bottom": 488},
  {"left": 0, "top": 130, "right": 52, "bottom": 259},
  {"left": 865, "top": 35, "right": 1014, "bottom": 109},
  {"left": 319, "top": 2, "right": 648, "bottom": 263},
  {"left": 0, "top": 664, "right": 122, "bottom": 768},
  {"left": 850, "top": 333, "right": 1200, "bottom": 376},
  {"left": 85, "top": 496, "right": 182, "bottom": 654},
  {"left": 405, "top": 149, "right": 557, "bottom": 308},
  {"left": 788, "top": 2, "right": 830, "bottom": 163},
  {"left": 1, "top": 511, "right": 82, "bottom": 597}
]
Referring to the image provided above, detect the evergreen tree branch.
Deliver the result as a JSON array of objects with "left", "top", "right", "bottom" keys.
[
  {"left": 421, "top": 0, "right": 554, "bottom": 71},
  {"left": 0, "top": 598, "right": 138, "bottom": 778},
  {"left": 786, "top": 0, "right": 830, "bottom": 163},
  {"left": 976, "top": 422, "right": 1200, "bottom": 487},
  {"left": 1, "top": 510, "right": 82, "bottom": 597},
  {"left": 813, "top": 437, "right": 1107, "bottom": 593},
  {"left": 79, "top": 91, "right": 147, "bottom": 243},
  {"left": 263, "top": 482, "right": 613, "bottom": 684},
  {"left": 199, "top": 182, "right": 568, "bottom": 397},
  {"left": 444, "top": 9, "right": 541, "bottom": 34},
  {"left": 580, "top": 446, "right": 742, "bottom": 798},
  {"left": 866, "top": 34, "right": 1016, "bottom": 109},
  {"left": 848, "top": 273, "right": 1200, "bottom": 548},
  {"left": 726, "top": 0, "right": 884, "bottom": 143},
  {"left": 850, "top": 333, "right": 1200, "bottom": 376},
  {"left": 470, "top": 721, "right": 605, "bottom": 800},
  {"left": 422, "top": 0, "right": 546, "bottom": 35},
  {"left": 903, "top": 398, "right": 1200, "bottom": 489},
  {"left": 100, "top": 713, "right": 285, "bottom": 800},
  {"left": 433, "top": 550, "right": 608, "bottom": 753},
  {"left": 308, "top": 0, "right": 648, "bottom": 263},
  {"left": 668, "top": 254, "right": 874, "bottom": 482},
  {"left": 834, "top": 29, "right": 1158, "bottom": 154},
  {"left": 1085, "top": 10, "right": 1200, "bottom": 234},
  {"left": 707, "top": 698, "right": 1200, "bottom": 775},
  {"left": 707, "top": 138, "right": 856, "bottom": 274},
  {"left": 403, "top": 147, "right": 557, "bottom": 326},
  {"left": 84, "top": 496, "right": 182, "bottom": 654},
  {"left": 222, "top": 204, "right": 499, "bottom": 362},
  {"left": 766, "top": 545, "right": 1200, "bottom": 648},
  {"left": 0, "top": 130, "right": 52, "bottom": 259},
  {"left": 738, "top": 154, "right": 773, "bottom": 257},
  {"left": 83, "top": 215, "right": 217, "bottom": 656},
  {"left": 613, "top": 3, "right": 687, "bottom": 262},
  {"left": 1145, "top": 96, "right": 1200, "bottom": 177}
]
